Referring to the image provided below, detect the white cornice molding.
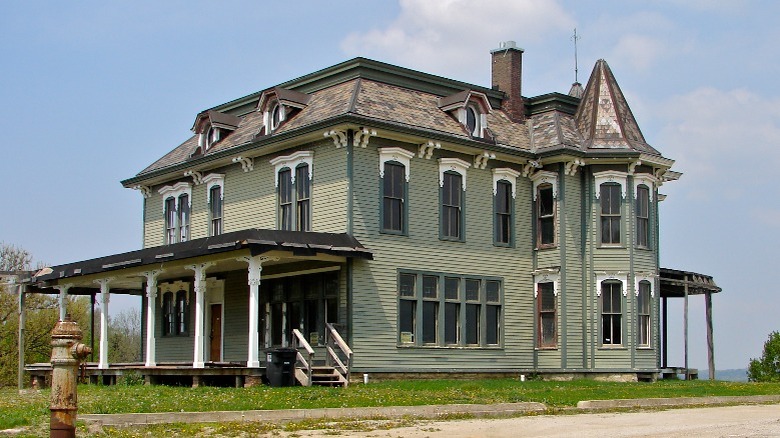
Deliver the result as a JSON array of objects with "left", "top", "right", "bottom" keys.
[
  {"left": 534, "top": 268, "right": 561, "bottom": 298},
  {"left": 324, "top": 129, "right": 348, "bottom": 148},
  {"left": 595, "top": 272, "right": 628, "bottom": 297},
  {"left": 379, "top": 147, "right": 415, "bottom": 182},
  {"left": 633, "top": 173, "right": 657, "bottom": 201},
  {"left": 530, "top": 170, "right": 558, "bottom": 200},
  {"left": 438, "top": 157, "right": 471, "bottom": 190},
  {"left": 593, "top": 170, "right": 628, "bottom": 199},
  {"left": 202, "top": 173, "right": 225, "bottom": 202},
  {"left": 354, "top": 127, "right": 377, "bottom": 148},
  {"left": 269, "top": 151, "right": 314, "bottom": 187},
  {"left": 634, "top": 273, "right": 657, "bottom": 298},
  {"left": 492, "top": 167, "right": 521, "bottom": 198},
  {"left": 232, "top": 156, "right": 254, "bottom": 172},
  {"left": 418, "top": 140, "right": 441, "bottom": 159}
]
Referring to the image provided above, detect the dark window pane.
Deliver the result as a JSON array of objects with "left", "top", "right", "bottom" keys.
[
  {"left": 383, "top": 164, "right": 405, "bottom": 232},
  {"left": 611, "top": 284, "right": 622, "bottom": 311},
  {"left": 541, "top": 313, "right": 555, "bottom": 346},
  {"left": 539, "top": 187, "right": 553, "bottom": 216},
  {"left": 399, "top": 274, "right": 416, "bottom": 297},
  {"left": 422, "top": 275, "right": 438, "bottom": 299},
  {"left": 609, "top": 186, "right": 621, "bottom": 213},
  {"left": 486, "top": 281, "right": 500, "bottom": 303},
  {"left": 296, "top": 165, "right": 310, "bottom": 199},
  {"left": 445, "top": 277, "right": 459, "bottom": 300},
  {"left": 486, "top": 305, "right": 499, "bottom": 345},
  {"left": 399, "top": 300, "right": 415, "bottom": 342},
  {"left": 496, "top": 182, "right": 510, "bottom": 213},
  {"left": 422, "top": 301, "right": 438, "bottom": 344},
  {"left": 445, "top": 302, "right": 459, "bottom": 344},
  {"left": 465, "top": 304, "right": 479, "bottom": 344},
  {"left": 602, "top": 315, "right": 612, "bottom": 344},
  {"left": 466, "top": 107, "right": 477, "bottom": 133},
  {"left": 610, "top": 217, "right": 621, "bottom": 243},
  {"left": 540, "top": 283, "right": 555, "bottom": 311},
  {"left": 540, "top": 217, "right": 555, "bottom": 245},
  {"left": 466, "top": 279, "right": 480, "bottom": 301}
]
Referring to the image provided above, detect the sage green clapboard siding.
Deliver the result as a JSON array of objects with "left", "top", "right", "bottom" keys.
[
  {"left": 536, "top": 248, "right": 560, "bottom": 268},
  {"left": 311, "top": 140, "right": 349, "bottom": 233},
  {"left": 222, "top": 159, "right": 275, "bottom": 232},
  {"left": 143, "top": 193, "right": 164, "bottom": 248},
  {"left": 537, "top": 350, "right": 560, "bottom": 369},
  {"left": 223, "top": 270, "right": 249, "bottom": 362},
  {"left": 349, "top": 138, "right": 535, "bottom": 372},
  {"left": 560, "top": 171, "right": 585, "bottom": 369},
  {"left": 154, "top": 288, "right": 196, "bottom": 362}
]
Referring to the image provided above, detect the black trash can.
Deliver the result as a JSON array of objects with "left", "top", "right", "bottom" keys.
[{"left": 265, "top": 348, "right": 297, "bottom": 387}]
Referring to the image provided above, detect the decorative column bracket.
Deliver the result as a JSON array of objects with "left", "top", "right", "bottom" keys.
[
  {"left": 184, "top": 170, "right": 204, "bottom": 185},
  {"left": 142, "top": 270, "right": 163, "bottom": 367},
  {"left": 54, "top": 284, "right": 74, "bottom": 321},
  {"left": 132, "top": 185, "right": 152, "bottom": 198},
  {"left": 564, "top": 159, "right": 585, "bottom": 176},
  {"left": 324, "top": 129, "right": 348, "bottom": 148},
  {"left": 238, "top": 255, "right": 279, "bottom": 368},
  {"left": 232, "top": 156, "right": 254, "bottom": 172},
  {"left": 354, "top": 127, "right": 377, "bottom": 148},
  {"left": 628, "top": 160, "right": 642, "bottom": 175},
  {"left": 522, "top": 160, "right": 543, "bottom": 178},
  {"left": 186, "top": 262, "right": 214, "bottom": 369},
  {"left": 473, "top": 151, "right": 495, "bottom": 170},
  {"left": 418, "top": 141, "right": 441, "bottom": 159}
]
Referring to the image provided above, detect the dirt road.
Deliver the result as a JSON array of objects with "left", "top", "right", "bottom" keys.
[{"left": 288, "top": 404, "right": 780, "bottom": 437}]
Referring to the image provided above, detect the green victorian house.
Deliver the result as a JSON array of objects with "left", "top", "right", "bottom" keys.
[{"left": 15, "top": 42, "right": 721, "bottom": 386}]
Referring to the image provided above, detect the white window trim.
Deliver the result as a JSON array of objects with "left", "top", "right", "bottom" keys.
[
  {"left": 265, "top": 101, "right": 286, "bottom": 133},
  {"left": 596, "top": 273, "right": 629, "bottom": 297},
  {"left": 203, "top": 174, "right": 225, "bottom": 203},
  {"left": 633, "top": 174, "right": 657, "bottom": 201},
  {"left": 533, "top": 269, "right": 561, "bottom": 298},
  {"left": 438, "top": 157, "right": 471, "bottom": 191},
  {"left": 634, "top": 274, "right": 656, "bottom": 298},
  {"left": 492, "top": 168, "right": 520, "bottom": 199},
  {"left": 379, "top": 147, "right": 415, "bottom": 182},
  {"left": 594, "top": 171, "right": 628, "bottom": 199},
  {"left": 270, "top": 151, "right": 314, "bottom": 187},
  {"left": 456, "top": 103, "right": 488, "bottom": 137},
  {"left": 158, "top": 280, "right": 191, "bottom": 308},
  {"left": 530, "top": 170, "right": 558, "bottom": 200},
  {"left": 158, "top": 182, "right": 192, "bottom": 214}
]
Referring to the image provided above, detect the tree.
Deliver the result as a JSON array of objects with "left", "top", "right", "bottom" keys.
[
  {"left": 107, "top": 307, "right": 142, "bottom": 363},
  {"left": 748, "top": 331, "right": 780, "bottom": 382}
]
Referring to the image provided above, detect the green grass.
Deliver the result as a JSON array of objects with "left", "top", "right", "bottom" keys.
[{"left": 2, "top": 379, "right": 779, "bottom": 435}]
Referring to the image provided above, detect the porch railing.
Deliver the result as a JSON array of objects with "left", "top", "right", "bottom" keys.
[
  {"left": 291, "top": 329, "right": 314, "bottom": 386},
  {"left": 325, "top": 323, "right": 353, "bottom": 385}
]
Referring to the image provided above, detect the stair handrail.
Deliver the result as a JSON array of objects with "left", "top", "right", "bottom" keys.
[
  {"left": 291, "top": 329, "right": 314, "bottom": 386},
  {"left": 325, "top": 323, "right": 352, "bottom": 384}
]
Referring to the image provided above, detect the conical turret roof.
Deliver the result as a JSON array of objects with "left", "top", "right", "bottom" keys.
[{"left": 574, "top": 59, "right": 659, "bottom": 155}]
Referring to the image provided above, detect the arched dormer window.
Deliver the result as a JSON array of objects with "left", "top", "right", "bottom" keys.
[
  {"left": 257, "top": 87, "right": 311, "bottom": 135},
  {"left": 192, "top": 110, "right": 241, "bottom": 153},
  {"left": 438, "top": 90, "right": 491, "bottom": 139}
]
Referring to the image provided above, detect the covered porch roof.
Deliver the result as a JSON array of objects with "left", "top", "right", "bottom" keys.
[{"left": 659, "top": 267, "right": 721, "bottom": 298}]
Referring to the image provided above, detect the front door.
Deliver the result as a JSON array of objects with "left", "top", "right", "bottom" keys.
[{"left": 210, "top": 303, "right": 222, "bottom": 362}]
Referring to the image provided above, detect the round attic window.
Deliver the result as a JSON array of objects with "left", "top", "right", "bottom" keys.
[
  {"left": 206, "top": 126, "right": 218, "bottom": 149},
  {"left": 465, "top": 106, "right": 478, "bottom": 135},
  {"left": 270, "top": 103, "right": 283, "bottom": 131}
]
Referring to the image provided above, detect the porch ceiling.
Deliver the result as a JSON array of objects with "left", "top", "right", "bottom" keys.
[{"left": 659, "top": 267, "right": 721, "bottom": 298}]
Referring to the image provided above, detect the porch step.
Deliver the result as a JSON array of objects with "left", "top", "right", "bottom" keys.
[{"left": 310, "top": 366, "right": 347, "bottom": 387}]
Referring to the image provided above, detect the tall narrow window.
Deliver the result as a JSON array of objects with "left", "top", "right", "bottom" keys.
[
  {"left": 398, "top": 273, "right": 416, "bottom": 344},
  {"left": 444, "top": 277, "right": 460, "bottom": 345},
  {"left": 601, "top": 282, "right": 623, "bottom": 346},
  {"left": 637, "top": 281, "right": 651, "bottom": 347},
  {"left": 495, "top": 180, "right": 512, "bottom": 245},
  {"left": 421, "top": 275, "right": 438, "bottom": 345},
  {"left": 164, "top": 197, "right": 176, "bottom": 245},
  {"left": 485, "top": 280, "right": 501, "bottom": 345},
  {"left": 296, "top": 164, "right": 311, "bottom": 231},
  {"left": 209, "top": 185, "right": 223, "bottom": 236},
  {"left": 382, "top": 162, "right": 405, "bottom": 232},
  {"left": 464, "top": 279, "right": 480, "bottom": 345},
  {"left": 176, "top": 290, "right": 188, "bottom": 335},
  {"left": 538, "top": 282, "right": 557, "bottom": 348},
  {"left": 538, "top": 185, "right": 555, "bottom": 247},
  {"left": 441, "top": 172, "right": 463, "bottom": 240},
  {"left": 279, "top": 168, "right": 293, "bottom": 230},
  {"left": 636, "top": 185, "right": 649, "bottom": 248},
  {"left": 163, "top": 292, "right": 175, "bottom": 336},
  {"left": 178, "top": 194, "right": 190, "bottom": 242},
  {"left": 600, "top": 184, "right": 622, "bottom": 244}
]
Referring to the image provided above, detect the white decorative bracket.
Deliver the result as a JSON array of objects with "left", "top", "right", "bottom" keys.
[
  {"left": 628, "top": 160, "right": 642, "bottom": 175},
  {"left": 270, "top": 151, "right": 314, "bottom": 187},
  {"left": 184, "top": 170, "right": 204, "bottom": 185},
  {"left": 564, "top": 159, "right": 585, "bottom": 176},
  {"left": 418, "top": 141, "right": 441, "bottom": 159},
  {"left": 593, "top": 170, "right": 628, "bottom": 199},
  {"left": 438, "top": 157, "right": 471, "bottom": 190},
  {"left": 238, "top": 255, "right": 280, "bottom": 285},
  {"left": 633, "top": 173, "right": 657, "bottom": 201},
  {"left": 324, "top": 129, "right": 348, "bottom": 148},
  {"left": 141, "top": 270, "right": 163, "bottom": 299},
  {"left": 530, "top": 170, "right": 558, "bottom": 200},
  {"left": 232, "top": 156, "right": 254, "bottom": 172},
  {"left": 379, "top": 147, "right": 415, "bottom": 182},
  {"left": 354, "top": 127, "right": 377, "bottom": 148},
  {"left": 634, "top": 273, "right": 657, "bottom": 298},
  {"left": 94, "top": 277, "right": 115, "bottom": 305},
  {"left": 595, "top": 272, "right": 628, "bottom": 297},
  {"left": 522, "top": 160, "right": 543, "bottom": 178},
  {"left": 474, "top": 151, "right": 495, "bottom": 170},
  {"left": 133, "top": 185, "right": 152, "bottom": 198},
  {"left": 492, "top": 167, "right": 520, "bottom": 198},
  {"left": 533, "top": 268, "right": 561, "bottom": 298}
]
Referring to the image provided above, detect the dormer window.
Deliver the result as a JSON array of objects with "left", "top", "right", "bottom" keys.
[
  {"left": 192, "top": 110, "right": 241, "bottom": 153},
  {"left": 438, "top": 90, "right": 491, "bottom": 139},
  {"left": 206, "top": 126, "right": 220, "bottom": 149},
  {"left": 270, "top": 103, "right": 283, "bottom": 131},
  {"left": 257, "top": 87, "right": 312, "bottom": 135},
  {"left": 465, "top": 105, "right": 480, "bottom": 136}
]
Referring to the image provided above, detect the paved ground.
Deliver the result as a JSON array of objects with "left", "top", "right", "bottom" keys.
[{"left": 283, "top": 404, "right": 780, "bottom": 437}]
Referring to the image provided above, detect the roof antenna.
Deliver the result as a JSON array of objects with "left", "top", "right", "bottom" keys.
[{"left": 571, "top": 28, "right": 580, "bottom": 84}]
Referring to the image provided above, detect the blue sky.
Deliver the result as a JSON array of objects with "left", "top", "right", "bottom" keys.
[{"left": 1, "top": 0, "right": 777, "bottom": 371}]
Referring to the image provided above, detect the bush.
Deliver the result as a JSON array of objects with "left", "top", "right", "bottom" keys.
[{"left": 748, "top": 331, "right": 780, "bottom": 382}]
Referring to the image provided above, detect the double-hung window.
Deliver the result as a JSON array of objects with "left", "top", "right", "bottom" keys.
[
  {"left": 636, "top": 185, "right": 650, "bottom": 248},
  {"left": 399, "top": 271, "right": 501, "bottom": 348},
  {"left": 600, "top": 184, "right": 622, "bottom": 244},
  {"left": 538, "top": 185, "right": 555, "bottom": 247},
  {"left": 178, "top": 194, "right": 190, "bottom": 242},
  {"left": 637, "top": 281, "right": 651, "bottom": 347},
  {"left": 495, "top": 181, "right": 512, "bottom": 245},
  {"left": 164, "top": 197, "right": 177, "bottom": 245},
  {"left": 159, "top": 182, "right": 192, "bottom": 244},
  {"left": 295, "top": 164, "right": 311, "bottom": 231},
  {"left": 209, "top": 185, "right": 223, "bottom": 236},
  {"left": 162, "top": 289, "right": 189, "bottom": 336},
  {"left": 382, "top": 162, "right": 406, "bottom": 232},
  {"left": 537, "top": 282, "right": 557, "bottom": 348},
  {"left": 441, "top": 172, "right": 462, "bottom": 239},
  {"left": 271, "top": 151, "right": 314, "bottom": 232},
  {"left": 601, "top": 282, "right": 623, "bottom": 346},
  {"left": 279, "top": 168, "right": 293, "bottom": 230}
]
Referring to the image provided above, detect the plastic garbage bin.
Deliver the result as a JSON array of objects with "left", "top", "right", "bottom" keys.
[{"left": 265, "top": 348, "right": 297, "bottom": 387}]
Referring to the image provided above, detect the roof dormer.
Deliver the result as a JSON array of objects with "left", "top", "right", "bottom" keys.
[
  {"left": 438, "top": 90, "right": 492, "bottom": 138},
  {"left": 257, "top": 87, "right": 311, "bottom": 135},
  {"left": 191, "top": 110, "right": 241, "bottom": 153}
]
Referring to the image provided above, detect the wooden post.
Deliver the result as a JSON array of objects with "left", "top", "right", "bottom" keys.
[
  {"left": 683, "top": 275, "right": 689, "bottom": 380},
  {"left": 662, "top": 296, "right": 668, "bottom": 369},
  {"left": 90, "top": 293, "right": 96, "bottom": 363},
  {"left": 705, "top": 291, "right": 715, "bottom": 380},
  {"left": 18, "top": 284, "right": 26, "bottom": 391}
]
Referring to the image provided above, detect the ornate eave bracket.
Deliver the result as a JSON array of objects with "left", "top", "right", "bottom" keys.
[
  {"left": 522, "top": 160, "right": 543, "bottom": 178},
  {"left": 232, "top": 156, "right": 254, "bottom": 172},
  {"left": 354, "top": 127, "right": 377, "bottom": 148},
  {"left": 418, "top": 141, "right": 441, "bottom": 159},
  {"left": 628, "top": 160, "right": 642, "bottom": 175},
  {"left": 474, "top": 151, "right": 495, "bottom": 170},
  {"left": 564, "top": 159, "right": 585, "bottom": 176},
  {"left": 184, "top": 170, "right": 204, "bottom": 185},
  {"left": 133, "top": 185, "right": 152, "bottom": 198},
  {"left": 324, "top": 129, "right": 348, "bottom": 148}
]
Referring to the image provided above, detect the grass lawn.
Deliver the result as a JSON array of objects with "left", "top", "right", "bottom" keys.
[{"left": 2, "top": 379, "right": 779, "bottom": 436}]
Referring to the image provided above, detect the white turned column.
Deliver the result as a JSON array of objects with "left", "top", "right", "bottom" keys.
[
  {"left": 55, "top": 284, "right": 73, "bottom": 321},
  {"left": 186, "top": 263, "right": 214, "bottom": 369},
  {"left": 143, "top": 270, "right": 162, "bottom": 367},
  {"left": 239, "top": 255, "right": 278, "bottom": 368},
  {"left": 95, "top": 278, "right": 114, "bottom": 370}
]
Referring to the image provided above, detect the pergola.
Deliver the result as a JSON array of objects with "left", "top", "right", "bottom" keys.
[{"left": 659, "top": 268, "right": 722, "bottom": 380}]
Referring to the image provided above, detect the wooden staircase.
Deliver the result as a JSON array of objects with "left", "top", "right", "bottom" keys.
[
  {"left": 291, "top": 323, "right": 352, "bottom": 388},
  {"left": 310, "top": 366, "right": 348, "bottom": 387}
]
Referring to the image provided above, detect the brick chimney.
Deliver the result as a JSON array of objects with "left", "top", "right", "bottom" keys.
[{"left": 491, "top": 41, "right": 525, "bottom": 122}]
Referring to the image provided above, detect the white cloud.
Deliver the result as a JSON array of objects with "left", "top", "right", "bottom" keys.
[
  {"left": 609, "top": 34, "right": 665, "bottom": 71},
  {"left": 341, "top": 0, "right": 574, "bottom": 83}
]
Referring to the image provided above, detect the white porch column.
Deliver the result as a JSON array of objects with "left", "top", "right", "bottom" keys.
[
  {"left": 186, "top": 262, "right": 214, "bottom": 369},
  {"left": 94, "top": 278, "right": 114, "bottom": 370},
  {"left": 239, "top": 255, "right": 278, "bottom": 368},
  {"left": 143, "top": 270, "right": 162, "bottom": 367},
  {"left": 54, "top": 284, "right": 73, "bottom": 321}
]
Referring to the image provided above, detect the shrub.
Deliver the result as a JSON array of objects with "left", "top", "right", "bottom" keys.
[{"left": 748, "top": 331, "right": 780, "bottom": 382}]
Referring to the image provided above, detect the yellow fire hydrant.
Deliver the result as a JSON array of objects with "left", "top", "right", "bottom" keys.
[{"left": 50, "top": 315, "right": 92, "bottom": 438}]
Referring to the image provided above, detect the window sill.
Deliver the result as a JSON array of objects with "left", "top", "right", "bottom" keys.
[
  {"left": 439, "top": 237, "right": 465, "bottom": 243},
  {"left": 535, "top": 245, "right": 558, "bottom": 251},
  {"left": 493, "top": 242, "right": 514, "bottom": 248},
  {"left": 535, "top": 347, "right": 559, "bottom": 351},
  {"left": 636, "top": 346, "right": 654, "bottom": 350},
  {"left": 635, "top": 246, "right": 653, "bottom": 251},
  {"left": 597, "top": 245, "right": 626, "bottom": 249},
  {"left": 598, "top": 346, "right": 627, "bottom": 350},
  {"left": 380, "top": 229, "right": 408, "bottom": 237},
  {"left": 397, "top": 344, "right": 503, "bottom": 350}
]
